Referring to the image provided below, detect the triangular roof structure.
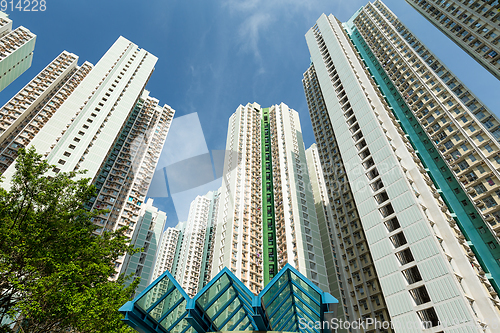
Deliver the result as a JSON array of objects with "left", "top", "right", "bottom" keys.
[{"left": 120, "top": 264, "right": 338, "bottom": 333}]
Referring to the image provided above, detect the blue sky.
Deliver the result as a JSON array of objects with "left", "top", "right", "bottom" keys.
[{"left": 2, "top": 0, "right": 500, "bottom": 226}]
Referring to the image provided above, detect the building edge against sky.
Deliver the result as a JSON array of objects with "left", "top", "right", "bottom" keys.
[
  {"left": 211, "top": 102, "right": 329, "bottom": 294},
  {"left": 305, "top": 143, "right": 348, "bottom": 332},
  {"left": 0, "top": 51, "right": 92, "bottom": 173},
  {"left": 173, "top": 190, "right": 220, "bottom": 297},
  {"left": 121, "top": 198, "right": 167, "bottom": 296},
  {"left": 5, "top": 1, "right": 500, "bottom": 332},
  {"left": 304, "top": 0, "right": 500, "bottom": 331},
  {"left": 0, "top": 5, "right": 344, "bottom": 333},
  {"left": 0, "top": 36, "right": 176, "bottom": 278},
  {"left": 148, "top": 103, "right": 333, "bottom": 298},
  {"left": 404, "top": 0, "right": 500, "bottom": 81},
  {"left": 303, "top": 65, "right": 393, "bottom": 330},
  {"left": 0, "top": 12, "right": 36, "bottom": 93}
]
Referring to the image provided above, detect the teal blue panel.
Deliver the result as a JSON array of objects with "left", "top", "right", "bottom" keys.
[
  {"left": 136, "top": 274, "right": 175, "bottom": 312},
  {"left": 197, "top": 273, "right": 230, "bottom": 310},
  {"left": 158, "top": 299, "right": 186, "bottom": 329}
]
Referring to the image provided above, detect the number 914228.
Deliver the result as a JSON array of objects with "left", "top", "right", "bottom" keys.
[{"left": 1, "top": 0, "right": 46, "bottom": 11}]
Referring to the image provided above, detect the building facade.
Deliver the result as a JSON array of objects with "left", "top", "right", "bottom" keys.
[
  {"left": 0, "top": 12, "right": 36, "bottom": 92},
  {"left": 305, "top": 143, "right": 349, "bottom": 332},
  {"left": 151, "top": 224, "right": 182, "bottom": 283},
  {"left": 0, "top": 51, "right": 92, "bottom": 173},
  {"left": 405, "top": 0, "right": 500, "bottom": 80},
  {"left": 122, "top": 198, "right": 167, "bottom": 295},
  {"left": 211, "top": 102, "right": 329, "bottom": 295},
  {"left": 304, "top": 1, "right": 500, "bottom": 330},
  {"left": 352, "top": 0, "right": 500, "bottom": 289},
  {"left": 174, "top": 190, "right": 220, "bottom": 297},
  {"left": 303, "top": 67, "right": 393, "bottom": 330},
  {"left": 0, "top": 37, "right": 174, "bottom": 276},
  {"left": 199, "top": 190, "right": 221, "bottom": 290},
  {"left": 149, "top": 190, "right": 220, "bottom": 298}
]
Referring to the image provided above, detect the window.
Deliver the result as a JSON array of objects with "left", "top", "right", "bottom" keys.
[
  {"left": 461, "top": 144, "right": 468, "bottom": 151},
  {"left": 390, "top": 232, "right": 407, "bottom": 248},
  {"left": 492, "top": 129, "right": 500, "bottom": 141},
  {"left": 486, "top": 177, "right": 495, "bottom": 186},
  {"left": 469, "top": 154, "right": 476, "bottom": 162},
  {"left": 474, "top": 184, "right": 487, "bottom": 194},
  {"left": 73, "top": 137, "right": 80, "bottom": 142},
  {"left": 402, "top": 266, "right": 423, "bottom": 284},
  {"left": 458, "top": 161, "right": 469, "bottom": 170},
  {"left": 484, "top": 196, "right": 497, "bottom": 208},
  {"left": 477, "top": 165, "right": 485, "bottom": 173},
  {"left": 466, "top": 171, "right": 478, "bottom": 181},
  {"left": 484, "top": 120, "right": 494, "bottom": 129},
  {"left": 476, "top": 134, "right": 484, "bottom": 142},
  {"left": 409, "top": 286, "right": 431, "bottom": 305},
  {"left": 417, "top": 308, "right": 440, "bottom": 328},
  {"left": 468, "top": 124, "right": 476, "bottom": 132},
  {"left": 69, "top": 144, "right": 76, "bottom": 150},
  {"left": 58, "top": 159, "right": 66, "bottom": 165},
  {"left": 451, "top": 150, "right": 461, "bottom": 159},
  {"left": 444, "top": 140, "right": 453, "bottom": 149},
  {"left": 485, "top": 144, "right": 493, "bottom": 153},
  {"left": 396, "top": 248, "right": 414, "bottom": 265}
]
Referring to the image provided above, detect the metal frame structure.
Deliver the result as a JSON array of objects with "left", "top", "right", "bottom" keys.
[{"left": 120, "top": 264, "right": 338, "bottom": 333}]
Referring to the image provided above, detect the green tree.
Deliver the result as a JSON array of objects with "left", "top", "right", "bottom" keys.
[{"left": 0, "top": 147, "right": 140, "bottom": 333}]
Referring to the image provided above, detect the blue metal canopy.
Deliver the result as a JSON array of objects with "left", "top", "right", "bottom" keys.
[{"left": 120, "top": 264, "right": 338, "bottom": 333}]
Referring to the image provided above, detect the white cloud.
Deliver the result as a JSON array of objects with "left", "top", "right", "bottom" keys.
[
  {"left": 237, "top": 12, "right": 271, "bottom": 60},
  {"left": 221, "top": 0, "right": 323, "bottom": 61}
]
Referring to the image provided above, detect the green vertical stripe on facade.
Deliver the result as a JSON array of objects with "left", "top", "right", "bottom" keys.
[
  {"left": 346, "top": 24, "right": 500, "bottom": 293},
  {"left": 261, "top": 108, "right": 278, "bottom": 286}
]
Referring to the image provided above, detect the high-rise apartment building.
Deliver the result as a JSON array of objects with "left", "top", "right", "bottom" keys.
[
  {"left": 303, "top": 65, "right": 393, "bottom": 328},
  {"left": 306, "top": 143, "right": 349, "bottom": 330},
  {"left": 0, "top": 37, "right": 174, "bottom": 275},
  {"left": 199, "top": 190, "right": 220, "bottom": 289},
  {"left": 149, "top": 190, "right": 220, "bottom": 298},
  {"left": 87, "top": 89, "right": 174, "bottom": 238},
  {"left": 119, "top": 104, "right": 340, "bottom": 333},
  {"left": 121, "top": 198, "right": 167, "bottom": 295},
  {"left": 0, "top": 51, "right": 92, "bottom": 173},
  {"left": 303, "top": 0, "right": 500, "bottom": 330},
  {"left": 0, "top": 12, "right": 36, "bottom": 92},
  {"left": 211, "top": 102, "right": 329, "bottom": 294},
  {"left": 173, "top": 190, "right": 220, "bottom": 297},
  {"left": 405, "top": 0, "right": 500, "bottom": 80},
  {"left": 151, "top": 224, "right": 182, "bottom": 282}
]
